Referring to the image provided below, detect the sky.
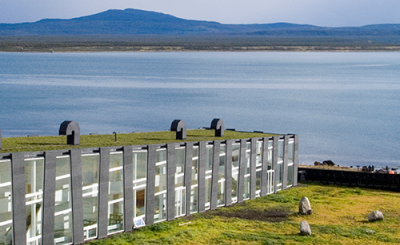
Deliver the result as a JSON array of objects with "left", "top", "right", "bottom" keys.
[{"left": 0, "top": 0, "right": 399, "bottom": 27}]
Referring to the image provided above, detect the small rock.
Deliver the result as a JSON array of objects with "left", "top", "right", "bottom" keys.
[
  {"left": 300, "top": 221, "right": 311, "bottom": 235},
  {"left": 299, "top": 197, "right": 312, "bottom": 215},
  {"left": 368, "top": 210, "right": 384, "bottom": 222}
]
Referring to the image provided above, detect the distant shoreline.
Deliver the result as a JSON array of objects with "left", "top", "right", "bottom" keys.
[{"left": 2, "top": 45, "right": 400, "bottom": 53}]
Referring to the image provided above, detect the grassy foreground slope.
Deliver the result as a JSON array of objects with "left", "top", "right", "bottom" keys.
[{"left": 87, "top": 183, "right": 400, "bottom": 245}]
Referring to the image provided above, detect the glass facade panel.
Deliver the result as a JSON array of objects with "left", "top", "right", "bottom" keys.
[
  {"left": 288, "top": 140, "right": 294, "bottom": 164},
  {"left": 81, "top": 154, "right": 99, "bottom": 240},
  {"left": 245, "top": 142, "right": 251, "bottom": 175},
  {"left": 217, "top": 144, "right": 226, "bottom": 206},
  {"left": 243, "top": 142, "right": 251, "bottom": 200},
  {"left": 175, "top": 146, "right": 186, "bottom": 217},
  {"left": 256, "top": 141, "right": 263, "bottom": 167},
  {"left": 288, "top": 164, "right": 294, "bottom": 187},
  {"left": 54, "top": 157, "right": 72, "bottom": 245},
  {"left": 0, "top": 160, "right": 12, "bottom": 245},
  {"left": 255, "top": 140, "right": 263, "bottom": 197},
  {"left": 133, "top": 150, "right": 147, "bottom": 219},
  {"left": 278, "top": 140, "right": 284, "bottom": 163},
  {"left": 190, "top": 146, "right": 199, "bottom": 214},
  {"left": 155, "top": 165, "right": 167, "bottom": 193},
  {"left": 255, "top": 170, "right": 262, "bottom": 197},
  {"left": 175, "top": 147, "right": 185, "bottom": 188},
  {"left": 268, "top": 140, "right": 273, "bottom": 170},
  {"left": 154, "top": 193, "right": 167, "bottom": 222},
  {"left": 231, "top": 143, "right": 240, "bottom": 203},
  {"left": 154, "top": 149, "right": 167, "bottom": 222},
  {"left": 204, "top": 177, "right": 211, "bottom": 209},
  {"left": 205, "top": 145, "right": 213, "bottom": 209},
  {"left": 243, "top": 176, "right": 250, "bottom": 200},
  {"left": 156, "top": 149, "right": 166, "bottom": 163},
  {"left": 108, "top": 152, "right": 124, "bottom": 234},
  {"left": 25, "top": 158, "right": 44, "bottom": 244}
]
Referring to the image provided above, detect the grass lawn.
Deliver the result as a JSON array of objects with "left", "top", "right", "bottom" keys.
[
  {"left": 0, "top": 129, "right": 274, "bottom": 153},
  {"left": 86, "top": 182, "right": 400, "bottom": 245}
]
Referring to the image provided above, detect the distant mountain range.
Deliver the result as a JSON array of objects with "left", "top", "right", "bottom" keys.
[{"left": 1, "top": 8, "right": 400, "bottom": 43}]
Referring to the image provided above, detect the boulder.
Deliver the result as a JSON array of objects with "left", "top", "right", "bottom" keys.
[
  {"left": 368, "top": 210, "right": 384, "bottom": 222},
  {"left": 300, "top": 221, "right": 311, "bottom": 235},
  {"left": 299, "top": 197, "right": 312, "bottom": 215}
]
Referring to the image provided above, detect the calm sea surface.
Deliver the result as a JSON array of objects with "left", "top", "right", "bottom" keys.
[{"left": 0, "top": 52, "right": 399, "bottom": 167}]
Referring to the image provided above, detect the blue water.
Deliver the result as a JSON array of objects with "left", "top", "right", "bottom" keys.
[{"left": 0, "top": 52, "right": 399, "bottom": 167}]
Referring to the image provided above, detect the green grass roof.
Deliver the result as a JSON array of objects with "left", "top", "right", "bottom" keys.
[{"left": 0, "top": 129, "right": 277, "bottom": 153}]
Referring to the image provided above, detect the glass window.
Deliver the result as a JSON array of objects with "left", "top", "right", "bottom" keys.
[
  {"left": 25, "top": 158, "right": 44, "bottom": 245},
  {"left": 108, "top": 152, "right": 124, "bottom": 234},
  {"left": 154, "top": 193, "right": 167, "bottom": 222},
  {"left": 81, "top": 154, "right": 99, "bottom": 240},
  {"left": 175, "top": 147, "right": 186, "bottom": 217},
  {"left": 288, "top": 164, "right": 294, "bottom": 187},
  {"left": 243, "top": 142, "right": 251, "bottom": 200},
  {"left": 231, "top": 143, "right": 240, "bottom": 203},
  {"left": 276, "top": 162, "right": 283, "bottom": 191},
  {"left": 268, "top": 140, "right": 273, "bottom": 170},
  {"left": 256, "top": 141, "right": 263, "bottom": 167},
  {"left": 0, "top": 160, "right": 12, "bottom": 245},
  {"left": 133, "top": 150, "right": 147, "bottom": 220},
  {"left": 255, "top": 140, "right": 263, "bottom": 197},
  {"left": 278, "top": 140, "right": 284, "bottom": 163},
  {"left": 190, "top": 146, "right": 199, "bottom": 214},
  {"left": 175, "top": 147, "right": 185, "bottom": 188},
  {"left": 205, "top": 145, "right": 213, "bottom": 209},
  {"left": 154, "top": 149, "right": 167, "bottom": 223},
  {"left": 54, "top": 156, "right": 73, "bottom": 244},
  {"left": 255, "top": 170, "right": 262, "bottom": 197},
  {"left": 288, "top": 140, "right": 295, "bottom": 164},
  {"left": 217, "top": 144, "right": 226, "bottom": 207}
]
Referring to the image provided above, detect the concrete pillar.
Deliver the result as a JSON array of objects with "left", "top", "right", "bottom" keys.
[
  {"left": 167, "top": 143, "right": 175, "bottom": 220},
  {"left": 42, "top": 151, "right": 57, "bottom": 245},
  {"left": 11, "top": 152, "right": 26, "bottom": 245},
  {"left": 197, "top": 142, "right": 206, "bottom": 212},
  {"left": 237, "top": 139, "right": 246, "bottom": 203},
  {"left": 145, "top": 145, "right": 156, "bottom": 225},
  {"left": 260, "top": 137, "right": 269, "bottom": 197},
  {"left": 97, "top": 148, "right": 110, "bottom": 238},
  {"left": 70, "top": 149, "right": 84, "bottom": 244},
  {"left": 249, "top": 138, "right": 257, "bottom": 199},
  {"left": 123, "top": 146, "right": 134, "bottom": 231},
  {"left": 272, "top": 137, "right": 279, "bottom": 193},
  {"left": 210, "top": 141, "right": 220, "bottom": 210},
  {"left": 225, "top": 140, "right": 233, "bottom": 206},
  {"left": 282, "top": 135, "right": 290, "bottom": 190},
  {"left": 184, "top": 142, "right": 193, "bottom": 216}
]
